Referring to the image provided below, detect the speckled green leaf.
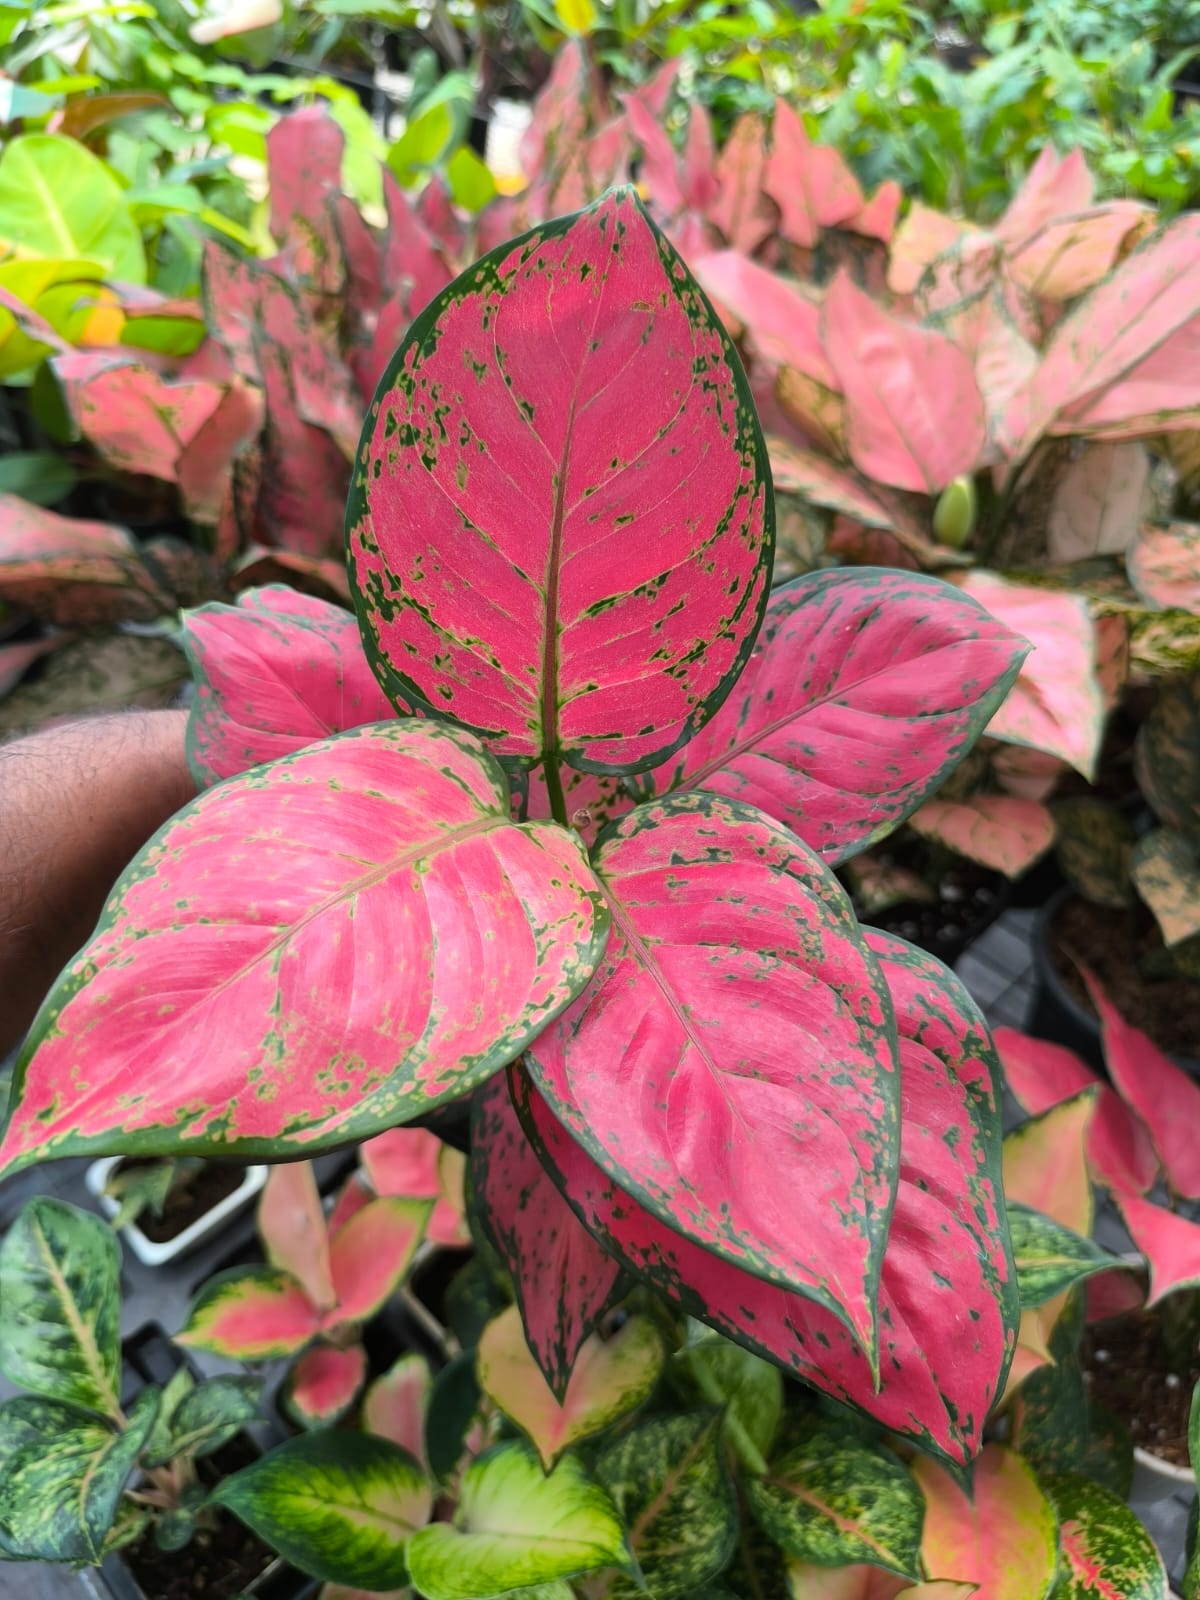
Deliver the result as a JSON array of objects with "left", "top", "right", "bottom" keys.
[
  {"left": 1136, "top": 676, "right": 1200, "bottom": 839},
  {"left": 670, "top": 1330, "right": 783, "bottom": 1470},
  {"left": 1131, "top": 828, "right": 1200, "bottom": 947},
  {"left": 0, "top": 1385, "right": 159, "bottom": 1563},
  {"left": 407, "top": 1442, "right": 633, "bottom": 1600},
  {"left": 1043, "top": 1469, "right": 1167, "bottom": 1599},
  {"left": 213, "top": 1430, "right": 431, "bottom": 1590},
  {"left": 1008, "top": 1204, "right": 1119, "bottom": 1308},
  {"left": 143, "top": 1375, "right": 260, "bottom": 1467},
  {"left": 1184, "top": 1382, "right": 1200, "bottom": 1599},
  {"left": 594, "top": 1411, "right": 736, "bottom": 1598},
  {"left": 0, "top": 1198, "right": 121, "bottom": 1419},
  {"left": 1080, "top": 1402, "right": 1134, "bottom": 1502},
  {"left": 1053, "top": 799, "right": 1135, "bottom": 910},
  {"left": 1007, "top": 1292, "right": 1088, "bottom": 1478},
  {"left": 744, "top": 1419, "right": 922, "bottom": 1578}
]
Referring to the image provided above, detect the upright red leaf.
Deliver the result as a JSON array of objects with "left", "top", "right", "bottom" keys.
[
  {"left": 258, "top": 1161, "right": 337, "bottom": 1315},
  {"left": 692, "top": 250, "right": 836, "bottom": 386},
  {"left": 709, "top": 114, "right": 775, "bottom": 254},
  {"left": 526, "top": 793, "right": 898, "bottom": 1355},
  {"left": 347, "top": 188, "right": 773, "bottom": 777},
  {"left": 649, "top": 569, "right": 1026, "bottom": 864},
  {"left": 181, "top": 585, "right": 397, "bottom": 787},
  {"left": 471, "top": 1073, "right": 622, "bottom": 1399},
  {"left": 266, "top": 106, "right": 345, "bottom": 295},
  {"left": 0, "top": 721, "right": 608, "bottom": 1176},
  {"left": 1108, "top": 1188, "right": 1200, "bottom": 1304},
  {"left": 764, "top": 102, "right": 863, "bottom": 248},
  {"left": 174, "top": 379, "right": 265, "bottom": 527},
  {"left": 515, "top": 931, "right": 1016, "bottom": 1463},
  {"left": 995, "top": 146, "right": 1094, "bottom": 250},
  {"left": 0, "top": 496, "right": 168, "bottom": 625},
  {"left": 821, "top": 274, "right": 987, "bottom": 494}
]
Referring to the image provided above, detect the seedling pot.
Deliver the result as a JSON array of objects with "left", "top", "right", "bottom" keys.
[{"left": 86, "top": 1156, "right": 268, "bottom": 1266}]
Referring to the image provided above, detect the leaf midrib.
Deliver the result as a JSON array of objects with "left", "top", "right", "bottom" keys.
[{"left": 31, "top": 1215, "right": 119, "bottom": 1421}]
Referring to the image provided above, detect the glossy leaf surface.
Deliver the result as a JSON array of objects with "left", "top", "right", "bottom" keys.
[
  {"left": 178, "top": 1267, "right": 321, "bottom": 1359},
  {"left": 215, "top": 1431, "right": 430, "bottom": 1589},
  {"left": 525, "top": 793, "right": 899, "bottom": 1353},
  {"left": 1043, "top": 1469, "right": 1167, "bottom": 1600},
  {"left": 478, "top": 1303, "right": 662, "bottom": 1467},
  {"left": 183, "top": 586, "right": 396, "bottom": 787},
  {"left": 347, "top": 188, "right": 772, "bottom": 775},
  {"left": 0, "top": 722, "right": 607, "bottom": 1174},
  {"left": 0, "top": 1198, "right": 121, "bottom": 1419},
  {"left": 407, "top": 1443, "right": 630, "bottom": 1600},
  {"left": 471, "top": 1074, "right": 622, "bottom": 1399},
  {"left": 651, "top": 568, "right": 1026, "bottom": 865},
  {"left": 915, "top": 1445, "right": 1057, "bottom": 1600},
  {"left": 1007, "top": 1204, "right": 1117, "bottom": 1308}
]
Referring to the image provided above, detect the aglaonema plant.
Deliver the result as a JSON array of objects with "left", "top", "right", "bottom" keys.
[{"left": 0, "top": 187, "right": 1047, "bottom": 1587}]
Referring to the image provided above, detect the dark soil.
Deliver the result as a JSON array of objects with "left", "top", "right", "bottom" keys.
[
  {"left": 116, "top": 1159, "right": 246, "bottom": 1243},
  {"left": 1049, "top": 896, "right": 1200, "bottom": 1061},
  {"left": 843, "top": 845, "right": 1006, "bottom": 963},
  {"left": 125, "top": 1437, "right": 278, "bottom": 1597},
  {"left": 1082, "top": 1313, "right": 1200, "bottom": 1467}
]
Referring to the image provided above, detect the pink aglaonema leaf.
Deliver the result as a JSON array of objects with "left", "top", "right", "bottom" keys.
[
  {"left": 326, "top": 1172, "right": 371, "bottom": 1238},
  {"left": 284, "top": 1341, "right": 368, "bottom": 1428},
  {"left": 1085, "top": 1267, "right": 1146, "bottom": 1322},
  {"left": 1003, "top": 1094, "right": 1095, "bottom": 1236},
  {"left": 180, "top": 584, "right": 397, "bottom": 787},
  {"left": 1127, "top": 521, "right": 1200, "bottom": 614},
  {"left": 363, "top": 1354, "right": 432, "bottom": 1467},
  {"left": 764, "top": 102, "right": 863, "bottom": 248},
  {"left": 360, "top": 1128, "right": 469, "bottom": 1248},
  {"left": 0, "top": 721, "right": 608, "bottom": 1176},
  {"left": 526, "top": 793, "right": 900, "bottom": 1358},
  {"left": 0, "top": 495, "right": 169, "bottom": 625},
  {"left": 1108, "top": 1188, "right": 1200, "bottom": 1305},
  {"left": 266, "top": 105, "right": 345, "bottom": 296},
  {"left": 1005, "top": 202, "right": 1152, "bottom": 303},
  {"left": 914, "top": 1446, "right": 1058, "bottom": 1600},
  {"left": 820, "top": 273, "right": 987, "bottom": 494},
  {"left": 55, "top": 353, "right": 232, "bottom": 483},
  {"left": 708, "top": 113, "right": 775, "bottom": 254},
  {"left": 957, "top": 572, "right": 1104, "bottom": 779},
  {"left": 1046, "top": 442, "right": 1150, "bottom": 563},
  {"left": 518, "top": 764, "right": 632, "bottom": 847},
  {"left": 908, "top": 795, "right": 1055, "bottom": 877},
  {"left": 850, "top": 181, "right": 903, "bottom": 245},
  {"left": 347, "top": 189, "right": 772, "bottom": 779},
  {"left": 692, "top": 250, "right": 836, "bottom": 387},
  {"left": 258, "top": 1161, "right": 336, "bottom": 1315},
  {"left": 995, "top": 146, "right": 1094, "bottom": 251},
  {"left": 327, "top": 1197, "right": 430, "bottom": 1326},
  {"left": 231, "top": 548, "right": 350, "bottom": 605},
  {"left": 471, "top": 1073, "right": 622, "bottom": 1400},
  {"left": 175, "top": 378, "right": 265, "bottom": 527},
  {"left": 767, "top": 438, "right": 894, "bottom": 529},
  {"left": 1082, "top": 968, "right": 1200, "bottom": 1202},
  {"left": 993, "top": 1027, "right": 1159, "bottom": 1195},
  {"left": 887, "top": 204, "right": 972, "bottom": 296},
  {"left": 177, "top": 1267, "right": 322, "bottom": 1359},
  {"left": 1056, "top": 311, "right": 1200, "bottom": 442},
  {"left": 648, "top": 568, "right": 1026, "bottom": 865},
  {"left": 515, "top": 930, "right": 1017, "bottom": 1465}
]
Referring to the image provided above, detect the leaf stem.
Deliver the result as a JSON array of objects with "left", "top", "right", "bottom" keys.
[
  {"left": 543, "top": 756, "right": 570, "bottom": 830},
  {"left": 683, "top": 1354, "right": 769, "bottom": 1477}
]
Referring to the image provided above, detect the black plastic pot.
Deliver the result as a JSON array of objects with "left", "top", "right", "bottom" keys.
[{"left": 85, "top": 1552, "right": 318, "bottom": 1600}]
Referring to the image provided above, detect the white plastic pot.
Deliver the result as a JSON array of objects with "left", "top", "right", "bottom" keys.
[
  {"left": 1129, "top": 1445, "right": 1196, "bottom": 1505},
  {"left": 85, "top": 1157, "right": 267, "bottom": 1266}
]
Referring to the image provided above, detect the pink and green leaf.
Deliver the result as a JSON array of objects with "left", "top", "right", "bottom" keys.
[
  {"left": 471, "top": 1073, "right": 622, "bottom": 1400},
  {"left": 258, "top": 1160, "right": 336, "bottom": 1315},
  {"left": 908, "top": 794, "right": 1055, "bottom": 877},
  {"left": 691, "top": 250, "right": 836, "bottom": 386},
  {"left": 767, "top": 439, "right": 895, "bottom": 529},
  {"left": 0, "top": 495, "right": 169, "bottom": 626},
  {"left": 1006, "top": 202, "right": 1152, "bottom": 304},
  {"left": 764, "top": 102, "right": 863, "bottom": 248},
  {"left": 1109, "top": 1188, "right": 1200, "bottom": 1304},
  {"left": 708, "top": 113, "right": 774, "bottom": 253},
  {"left": 914, "top": 1445, "right": 1058, "bottom": 1600},
  {"left": 326, "top": 1197, "right": 432, "bottom": 1328},
  {"left": 177, "top": 1267, "right": 321, "bottom": 1359},
  {"left": 1131, "top": 828, "right": 1200, "bottom": 948},
  {"left": 347, "top": 188, "right": 772, "bottom": 776},
  {"left": 1127, "top": 521, "right": 1200, "bottom": 614},
  {"left": 0, "top": 721, "right": 609, "bottom": 1176},
  {"left": 360, "top": 1129, "right": 468, "bottom": 1247},
  {"left": 1003, "top": 1094, "right": 1096, "bottom": 1237},
  {"left": 283, "top": 1341, "right": 368, "bottom": 1429},
  {"left": 995, "top": 146, "right": 1094, "bottom": 250},
  {"left": 1042, "top": 1469, "right": 1168, "bottom": 1600},
  {"left": 363, "top": 1354, "right": 432, "bottom": 1467}
]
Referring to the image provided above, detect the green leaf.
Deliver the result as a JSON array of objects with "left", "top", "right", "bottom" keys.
[
  {"left": 1008, "top": 1296, "right": 1090, "bottom": 1479},
  {"left": 0, "top": 135, "right": 145, "bottom": 282},
  {"left": 595, "top": 1411, "right": 736, "bottom": 1598},
  {"left": 1052, "top": 799, "right": 1135, "bottom": 909},
  {"left": 213, "top": 1430, "right": 431, "bottom": 1589},
  {"left": 671, "top": 1331, "right": 782, "bottom": 1475},
  {"left": 426, "top": 1349, "right": 482, "bottom": 1484},
  {"left": 387, "top": 102, "right": 457, "bottom": 185},
  {"left": 0, "top": 1197, "right": 122, "bottom": 1418},
  {"left": 744, "top": 1418, "right": 922, "bottom": 1578},
  {"left": 1080, "top": 1401, "right": 1134, "bottom": 1501},
  {"left": 0, "top": 1385, "right": 159, "bottom": 1563},
  {"left": 1043, "top": 1469, "right": 1167, "bottom": 1599},
  {"left": 1008, "top": 1204, "right": 1120, "bottom": 1308},
  {"left": 407, "top": 1443, "right": 633, "bottom": 1600},
  {"left": 143, "top": 1375, "right": 260, "bottom": 1467},
  {"left": 0, "top": 451, "right": 76, "bottom": 505},
  {"left": 445, "top": 146, "right": 496, "bottom": 213}
]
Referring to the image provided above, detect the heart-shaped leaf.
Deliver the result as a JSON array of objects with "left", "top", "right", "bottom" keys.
[
  {"left": 0, "top": 721, "right": 608, "bottom": 1176},
  {"left": 649, "top": 569, "right": 1025, "bottom": 865},
  {"left": 407, "top": 1443, "right": 631, "bottom": 1600},
  {"left": 471, "top": 1073, "right": 622, "bottom": 1399},
  {"left": 347, "top": 187, "right": 773, "bottom": 777},
  {"left": 284, "top": 1342, "right": 369, "bottom": 1429},
  {"left": 478, "top": 1303, "right": 662, "bottom": 1468},
  {"left": 525, "top": 793, "right": 898, "bottom": 1355},
  {"left": 595, "top": 1411, "right": 736, "bottom": 1598},
  {"left": 215, "top": 1431, "right": 431, "bottom": 1590},
  {"left": 0, "top": 1198, "right": 121, "bottom": 1419},
  {"left": 914, "top": 1445, "right": 1057, "bottom": 1600},
  {"left": 1042, "top": 1469, "right": 1168, "bottom": 1600},
  {"left": 745, "top": 1419, "right": 922, "bottom": 1578},
  {"left": 1007, "top": 1204, "right": 1118, "bottom": 1308},
  {"left": 182, "top": 586, "right": 397, "bottom": 787}
]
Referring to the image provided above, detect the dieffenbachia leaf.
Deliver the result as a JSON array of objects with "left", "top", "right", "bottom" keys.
[
  {"left": 671, "top": 1333, "right": 782, "bottom": 1470},
  {"left": 514, "top": 929, "right": 1016, "bottom": 1464},
  {"left": 214, "top": 1431, "right": 431, "bottom": 1590},
  {"left": 406, "top": 1443, "right": 633, "bottom": 1600},
  {"left": 181, "top": 585, "right": 397, "bottom": 787},
  {"left": 914, "top": 1445, "right": 1057, "bottom": 1600},
  {"left": 347, "top": 186, "right": 773, "bottom": 778},
  {"left": 477, "top": 1303, "right": 663, "bottom": 1468},
  {"left": 0, "top": 1198, "right": 122, "bottom": 1419},
  {"left": 745, "top": 1419, "right": 922, "bottom": 1579},
  {"left": 1006, "top": 1203, "right": 1118, "bottom": 1308},
  {"left": 1042, "top": 1470, "right": 1168, "bottom": 1600},
  {"left": 283, "top": 1342, "right": 369, "bottom": 1429},
  {"left": 471, "top": 1072, "right": 623, "bottom": 1399},
  {"left": 646, "top": 568, "right": 1027, "bottom": 865},
  {"left": 0, "top": 1387, "right": 159, "bottom": 1564},
  {"left": 0, "top": 721, "right": 608, "bottom": 1175},
  {"left": 143, "top": 1374, "right": 260, "bottom": 1467},
  {"left": 594, "top": 1411, "right": 736, "bottom": 1598},
  {"left": 525, "top": 792, "right": 899, "bottom": 1357}
]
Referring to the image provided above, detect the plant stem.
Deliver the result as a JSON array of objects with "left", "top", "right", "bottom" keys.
[
  {"left": 683, "top": 1354, "right": 769, "bottom": 1477},
  {"left": 543, "top": 755, "right": 570, "bottom": 829}
]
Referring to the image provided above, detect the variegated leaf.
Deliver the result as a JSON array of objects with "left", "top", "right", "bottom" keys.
[
  {"left": 1127, "top": 521, "right": 1200, "bottom": 615},
  {"left": 363, "top": 1355, "right": 432, "bottom": 1467},
  {"left": 1136, "top": 674, "right": 1200, "bottom": 837},
  {"left": 347, "top": 188, "right": 772, "bottom": 778},
  {"left": 283, "top": 1342, "right": 368, "bottom": 1429},
  {"left": 909, "top": 794, "right": 1055, "bottom": 877},
  {"left": 0, "top": 494, "right": 169, "bottom": 625},
  {"left": 178, "top": 1267, "right": 322, "bottom": 1359},
  {"left": 764, "top": 102, "right": 863, "bottom": 247},
  {"left": 1053, "top": 799, "right": 1136, "bottom": 909},
  {"left": 0, "top": 721, "right": 608, "bottom": 1175},
  {"left": 1006, "top": 1204, "right": 1117, "bottom": 1308},
  {"left": 914, "top": 1445, "right": 1057, "bottom": 1600},
  {"left": 258, "top": 1160, "right": 337, "bottom": 1314},
  {"left": 1042, "top": 1469, "right": 1167, "bottom": 1600},
  {"left": 1132, "top": 828, "right": 1200, "bottom": 947}
]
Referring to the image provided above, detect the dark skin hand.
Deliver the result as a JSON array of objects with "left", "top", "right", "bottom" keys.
[{"left": 0, "top": 710, "right": 195, "bottom": 1057}]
